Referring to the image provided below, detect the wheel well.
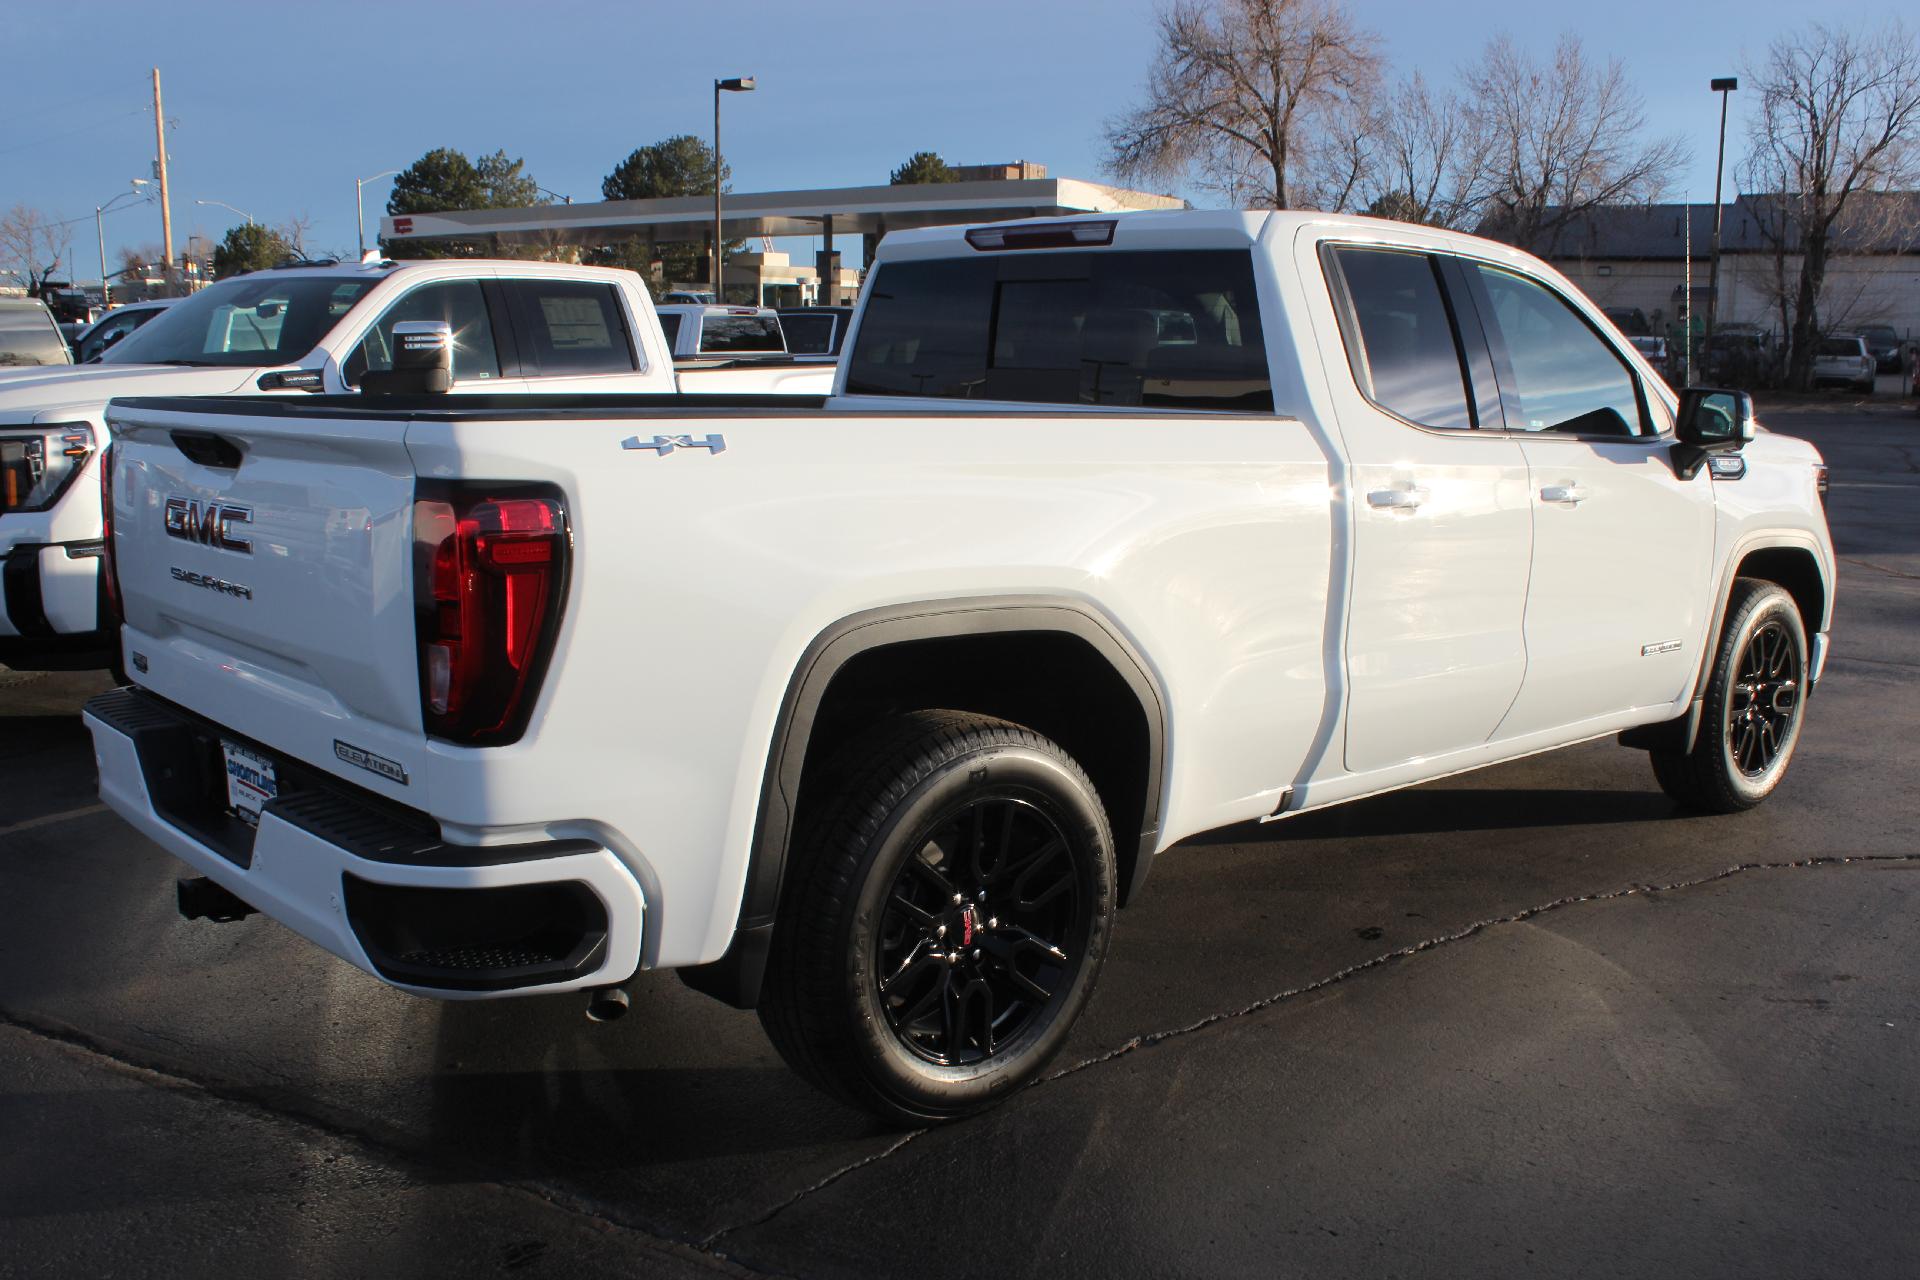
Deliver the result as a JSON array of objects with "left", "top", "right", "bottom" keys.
[
  {"left": 798, "top": 631, "right": 1158, "bottom": 906},
  {"left": 1736, "top": 547, "right": 1826, "bottom": 633}
]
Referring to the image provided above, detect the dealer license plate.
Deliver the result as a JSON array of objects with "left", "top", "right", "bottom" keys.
[{"left": 221, "top": 741, "right": 278, "bottom": 825}]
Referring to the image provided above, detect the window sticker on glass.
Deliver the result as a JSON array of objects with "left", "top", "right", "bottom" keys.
[{"left": 540, "top": 296, "right": 614, "bottom": 350}]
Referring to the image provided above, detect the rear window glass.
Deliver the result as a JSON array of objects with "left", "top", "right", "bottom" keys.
[
  {"left": 699, "top": 314, "right": 784, "bottom": 353},
  {"left": 657, "top": 312, "right": 682, "bottom": 346},
  {"left": 505, "top": 280, "right": 637, "bottom": 375},
  {"left": 845, "top": 250, "right": 1273, "bottom": 411},
  {"left": 1817, "top": 338, "right": 1863, "bottom": 356},
  {"left": 779, "top": 313, "right": 838, "bottom": 355}
]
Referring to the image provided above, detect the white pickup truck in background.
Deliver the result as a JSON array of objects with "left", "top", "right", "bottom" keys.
[
  {"left": 0, "top": 258, "right": 826, "bottom": 649},
  {"left": 85, "top": 209, "right": 1834, "bottom": 1124}
]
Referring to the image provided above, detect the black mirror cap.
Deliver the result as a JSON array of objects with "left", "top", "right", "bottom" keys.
[{"left": 1676, "top": 386, "right": 1756, "bottom": 447}]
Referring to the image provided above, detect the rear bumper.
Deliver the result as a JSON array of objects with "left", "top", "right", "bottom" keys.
[{"left": 83, "top": 687, "right": 646, "bottom": 999}]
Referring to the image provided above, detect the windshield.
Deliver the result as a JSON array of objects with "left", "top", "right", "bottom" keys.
[{"left": 102, "top": 275, "right": 376, "bottom": 367}]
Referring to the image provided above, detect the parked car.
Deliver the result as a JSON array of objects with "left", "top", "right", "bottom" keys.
[
  {"left": 0, "top": 260, "right": 829, "bottom": 653},
  {"left": 1812, "top": 334, "right": 1875, "bottom": 392},
  {"left": 1627, "top": 334, "right": 1672, "bottom": 382},
  {"left": 1602, "top": 306, "right": 1651, "bottom": 337},
  {"left": 85, "top": 209, "right": 1833, "bottom": 1124},
  {"left": 68, "top": 299, "right": 177, "bottom": 363},
  {"left": 0, "top": 299, "right": 73, "bottom": 369},
  {"left": 1701, "top": 331, "right": 1773, "bottom": 386},
  {"left": 1857, "top": 324, "right": 1908, "bottom": 375},
  {"left": 776, "top": 305, "right": 856, "bottom": 357},
  {"left": 661, "top": 291, "right": 715, "bottom": 305}
]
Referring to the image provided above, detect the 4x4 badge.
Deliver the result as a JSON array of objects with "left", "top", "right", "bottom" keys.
[{"left": 622, "top": 433, "right": 726, "bottom": 456}]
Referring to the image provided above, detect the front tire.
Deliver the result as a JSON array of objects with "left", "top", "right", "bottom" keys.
[
  {"left": 1651, "top": 578, "right": 1809, "bottom": 812},
  {"left": 758, "top": 710, "right": 1116, "bottom": 1125}
]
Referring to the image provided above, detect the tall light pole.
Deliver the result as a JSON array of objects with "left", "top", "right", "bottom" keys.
[
  {"left": 96, "top": 180, "right": 152, "bottom": 308},
  {"left": 1705, "top": 76, "right": 1738, "bottom": 359},
  {"left": 356, "top": 168, "right": 402, "bottom": 259},
  {"left": 195, "top": 199, "right": 255, "bottom": 225},
  {"left": 713, "top": 76, "right": 755, "bottom": 302}
]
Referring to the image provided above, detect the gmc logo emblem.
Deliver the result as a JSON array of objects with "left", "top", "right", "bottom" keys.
[{"left": 164, "top": 496, "right": 254, "bottom": 554}]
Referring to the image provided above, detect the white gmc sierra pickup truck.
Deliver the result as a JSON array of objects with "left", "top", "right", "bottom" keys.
[
  {"left": 0, "top": 258, "right": 828, "bottom": 650},
  {"left": 83, "top": 210, "right": 1834, "bottom": 1123}
]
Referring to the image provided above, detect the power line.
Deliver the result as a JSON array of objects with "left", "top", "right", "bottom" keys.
[{"left": 0, "top": 103, "right": 150, "bottom": 160}]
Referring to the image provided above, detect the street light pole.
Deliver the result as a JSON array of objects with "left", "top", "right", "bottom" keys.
[
  {"left": 194, "top": 199, "right": 255, "bottom": 225},
  {"left": 95, "top": 180, "right": 152, "bottom": 308},
  {"left": 1705, "top": 76, "right": 1738, "bottom": 358},
  {"left": 357, "top": 169, "right": 402, "bottom": 259},
  {"left": 713, "top": 76, "right": 755, "bottom": 302}
]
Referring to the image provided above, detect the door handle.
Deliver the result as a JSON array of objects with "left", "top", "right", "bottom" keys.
[
  {"left": 1539, "top": 484, "right": 1589, "bottom": 505},
  {"left": 1367, "top": 486, "right": 1429, "bottom": 511}
]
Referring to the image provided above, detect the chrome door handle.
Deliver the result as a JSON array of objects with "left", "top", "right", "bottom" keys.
[
  {"left": 1367, "top": 486, "right": 1429, "bottom": 511},
  {"left": 1539, "top": 484, "right": 1588, "bottom": 505}
]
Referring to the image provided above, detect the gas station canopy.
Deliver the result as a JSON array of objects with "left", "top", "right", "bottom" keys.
[{"left": 379, "top": 177, "right": 1186, "bottom": 247}]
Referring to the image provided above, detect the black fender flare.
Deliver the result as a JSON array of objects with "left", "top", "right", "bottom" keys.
[{"left": 679, "top": 594, "right": 1169, "bottom": 1009}]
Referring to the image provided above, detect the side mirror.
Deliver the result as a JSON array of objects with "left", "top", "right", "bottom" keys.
[
  {"left": 359, "top": 320, "right": 452, "bottom": 396},
  {"left": 1676, "top": 387, "right": 1755, "bottom": 446},
  {"left": 1673, "top": 387, "right": 1755, "bottom": 480}
]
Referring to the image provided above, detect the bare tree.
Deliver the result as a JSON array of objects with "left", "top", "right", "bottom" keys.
[
  {"left": 1741, "top": 21, "right": 1920, "bottom": 388},
  {"left": 1356, "top": 72, "right": 1487, "bottom": 227},
  {"left": 1103, "top": 0, "right": 1383, "bottom": 209},
  {"left": 1463, "top": 34, "right": 1687, "bottom": 254},
  {"left": 0, "top": 206, "right": 75, "bottom": 293}
]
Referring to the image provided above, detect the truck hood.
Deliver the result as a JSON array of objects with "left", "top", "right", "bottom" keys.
[{"left": 0, "top": 364, "right": 262, "bottom": 418}]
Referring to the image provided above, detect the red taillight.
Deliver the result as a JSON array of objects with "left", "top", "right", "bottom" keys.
[
  {"left": 414, "top": 486, "right": 569, "bottom": 744},
  {"left": 99, "top": 443, "right": 122, "bottom": 625}
]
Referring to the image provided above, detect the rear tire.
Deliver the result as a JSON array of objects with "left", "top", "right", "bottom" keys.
[
  {"left": 758, "top": 710, "right": 1116, "bottom": 1126},
  {"left": 1651, "top": 578, "right": 1809, "bottom": 813}
]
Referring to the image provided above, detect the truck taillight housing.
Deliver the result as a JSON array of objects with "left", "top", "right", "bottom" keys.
[{"left": 413, "top": 484, "right": 570, "bottom": 745}]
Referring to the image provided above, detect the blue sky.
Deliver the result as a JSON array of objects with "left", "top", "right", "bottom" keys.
[{"left": 3, "top": 0, "right": 1905, "bottom": 280}]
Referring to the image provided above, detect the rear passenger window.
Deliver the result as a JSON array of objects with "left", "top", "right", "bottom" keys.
[
  {"left": 504, "top": 280, "right": 637, "bottom": 375},
  {"left": 1331, "top": 247, "right": 1474, "bottom": 431},
  {"left": 1469, "top": 264, "right": 1646, "bottom": 436},
  {"left": 845, "top": 250, "right": 1272, "bottom": 411},
  {"left": 657, "top": 312, "right": 682, "bottom": 347}
]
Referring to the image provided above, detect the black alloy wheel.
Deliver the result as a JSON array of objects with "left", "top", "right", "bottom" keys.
[
  {"left": 875, "top": 795, "right": 1088, "bottom": 1067},
  {"left": 1727, "top": 619, "right": 1800, "bottom": 777},
  {"left": 759, "top": 710, "right": 1116, "bottom": 1125},
  {"left": 1651, "top": 577, "right": 1810, "bottom": 812}
]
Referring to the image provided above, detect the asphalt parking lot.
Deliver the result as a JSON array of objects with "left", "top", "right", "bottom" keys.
[{"left": 2, "top": 399, "right": 1916, "bottom": 1279}]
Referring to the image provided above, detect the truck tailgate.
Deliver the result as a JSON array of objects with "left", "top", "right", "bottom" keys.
[{"left": 106, "top": 400, "right": 423, "bottom": 756}]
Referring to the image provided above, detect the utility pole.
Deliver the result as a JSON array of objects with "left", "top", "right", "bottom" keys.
[{"left": 151, "top": 68, "right": 174, "bottom": 269}]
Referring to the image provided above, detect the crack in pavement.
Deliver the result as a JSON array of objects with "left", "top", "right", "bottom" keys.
[
  {"left": 698, "top": 1130, "right": 926, "bottom": 1256},
  {"left": 1041, "top": 853, "right": 1920, "bottom": 1084},
  {"left": 694, "top": 852, "right": 1920, "bottom": 1248},
  {"left": 0, "top": 1012, "right": 768, "bottom": 1279},
  {"left": 8, "top": 853, "right": 1918, "bottom": 1264}
]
